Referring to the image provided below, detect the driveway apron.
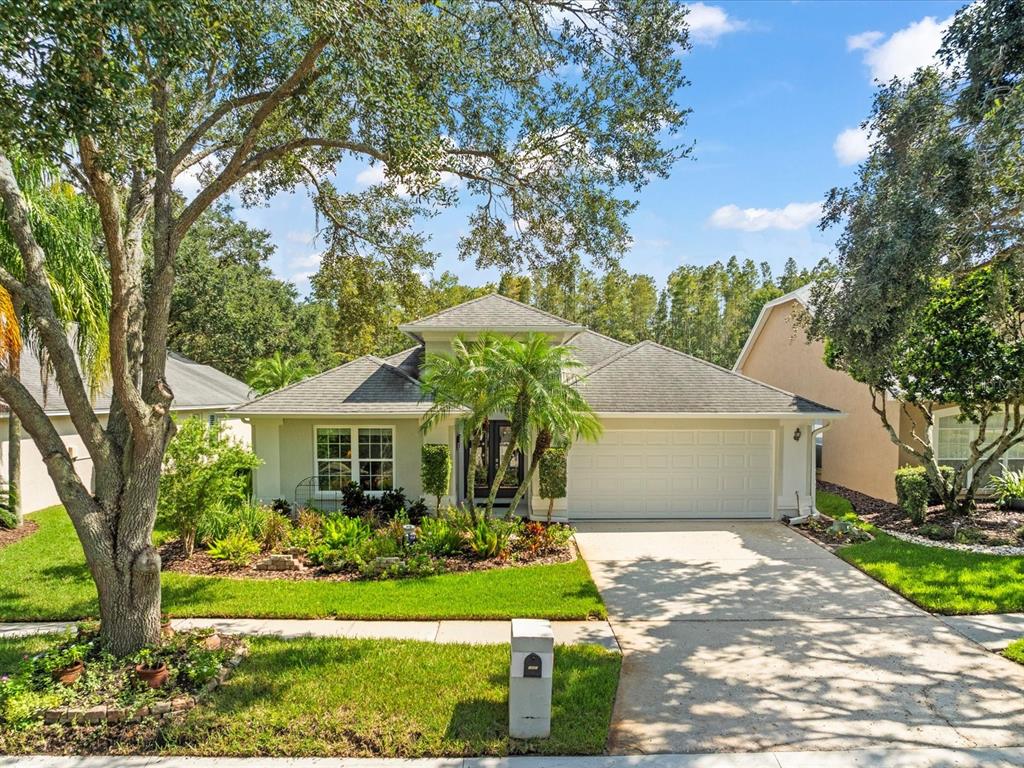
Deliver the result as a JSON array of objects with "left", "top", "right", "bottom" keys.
[{"left": 574, "top": 520, "right": 1024, "bottom": 754}]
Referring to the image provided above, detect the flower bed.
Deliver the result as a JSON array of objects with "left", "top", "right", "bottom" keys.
[
  {"left": 0, "top": 623, "right": 245, "bottom": 731},
  {"left": 0, "top": 520, "right": 38, "bottom": 550},
  {"left": 160, "top": 500, "right": 577, "bottom": 582}
]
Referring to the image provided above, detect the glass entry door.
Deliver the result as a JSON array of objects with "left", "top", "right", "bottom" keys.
[{"left": 467, "top": 420, "right": 523, "bottom": 500}]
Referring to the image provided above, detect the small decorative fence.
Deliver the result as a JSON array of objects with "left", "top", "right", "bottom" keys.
[{"left": 293, "top": 476, "right": 345, "bottom": 513}]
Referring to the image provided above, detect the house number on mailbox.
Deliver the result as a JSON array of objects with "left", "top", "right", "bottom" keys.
[{"left": 523, "top": 652, "right": 542, "bottom": 678}]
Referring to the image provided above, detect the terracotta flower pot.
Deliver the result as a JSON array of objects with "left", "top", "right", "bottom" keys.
[
  {"left": 51, "top": 660, "right": 84, "bottom": 686},
  {"left": 135, "top": 662, "right": 169, "bottom": 689},
  {"left": 160, "top": 620, "right": 175, "bottom": 639},
  {"left": 202, "top": 633, "right": 222, "bottom": 651}
]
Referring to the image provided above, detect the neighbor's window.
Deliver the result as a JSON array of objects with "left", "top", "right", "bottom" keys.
[
  {"left": 315, "top": 426, "right": 394, "bottom": 493},
  {"left": 935, "top": 413, "right": 1024, "bottom": 487}
]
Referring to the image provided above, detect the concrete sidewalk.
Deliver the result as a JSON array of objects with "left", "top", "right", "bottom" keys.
[
  {"left": 6, "top": 746, "right": 1024, "bottom": 767},
  {"left": 940, "top": 612, "right": 1024, "bottom": 651},
  {"left": 0, "top": 618, "right": 620, "bottom": 650}
]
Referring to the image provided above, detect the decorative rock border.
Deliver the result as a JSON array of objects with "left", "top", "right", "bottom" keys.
[
  {"left": 885, "top": 528, "right": 1024, "bottom": 557},
  {"left": 42, "top": 643, "right": 248, "bottom": 725}
]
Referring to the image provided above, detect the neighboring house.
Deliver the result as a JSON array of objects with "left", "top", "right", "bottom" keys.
[
  {"left": 236, "top": 293, "right": 841, "bottom": 521},
  {"left": 734, "top": 285, "right": 1021, "bottom": 503},
  {"left": 0, "top": 350, "right": 252, "bottom": 512}
]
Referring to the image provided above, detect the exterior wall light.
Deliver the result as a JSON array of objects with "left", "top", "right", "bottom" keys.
[{"left": 793, "top": 427, "right": 802, "bottom": 442}]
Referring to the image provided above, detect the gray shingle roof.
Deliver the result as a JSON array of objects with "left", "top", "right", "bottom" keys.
[
  {"left": 232, "top": 355, "right": 434, "bottom": 415},
  {"left": 574, "top": 340, "right": 839, "bottom": 415},
  {"left": 399, "top": 293, "right": 583, "bottom": 332},
  {"left": 383, "top": 345, "right": 424, "bottom": 379},
  {"left": 564, "top": 330, "right": 629, "bottom": 367},
  {"left": 1, "top": 348, "right": 251, "bottom": 415}
]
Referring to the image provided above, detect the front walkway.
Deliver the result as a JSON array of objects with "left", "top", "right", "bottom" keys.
[
  {"left": 939, "top": 612, "right": 1024, "bottom": 651},
  {"left": 573, "top": 520, "right": 1024, "bottom": 755},
  {"left": 6, "top": 746, "right": 1024, "bottom": 767},
  {"left": 0, "top": 617, "right": 619, "bottom": 650}
]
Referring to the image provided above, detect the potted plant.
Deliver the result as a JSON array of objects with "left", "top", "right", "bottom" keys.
[
  {"left": 991, "top": 469, "right": 1024, "bottom": 511},
  {"left": 46, "top": 644, "right": 88, "bottom": 685},
  {"left": 134, "top": 648, "right": 169, "bottom": 689},
  {"left": 160, "top": 612, "right": 174, "bottom": 638}
]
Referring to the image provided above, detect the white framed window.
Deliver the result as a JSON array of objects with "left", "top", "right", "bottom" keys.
[
  {"left": 314, "top": 426, "right": 394, "bottom": 494},
  {"left": 935, "top": 412, "right": 1024, "bottom": 487}
]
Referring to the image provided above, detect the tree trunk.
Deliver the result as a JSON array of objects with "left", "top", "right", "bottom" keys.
[
  {"left": 546, "top": 497, "right": 554, "bottom": 523},
  {"left": 486, "top": 434, "right": 520, "bottom": 517},
  {"left": 505, "top": 429, "right": 551, "bottom": 520},
  {"left": 8, "top": 410, "right": 20, "bottom": 526},
  {"left": 465, "top": 422, "right": 484, "bottom": 511}
]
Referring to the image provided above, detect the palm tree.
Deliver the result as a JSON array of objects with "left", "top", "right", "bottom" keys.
[
  {"left": 0, "top": 153, "right": 108, "bottom": 525},
  {"left": 246, "top": 352, "right": 317, "bottom": 395},
  {"left": 482, "top": 333, "right": 602, "bottom": 517},
  {"left": 419, "top": 335, "right": 501, "bottom": 516}
]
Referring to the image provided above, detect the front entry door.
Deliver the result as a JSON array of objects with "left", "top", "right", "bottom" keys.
[{"left": 467, "top": 420, "right": 523, "bottom": 500}]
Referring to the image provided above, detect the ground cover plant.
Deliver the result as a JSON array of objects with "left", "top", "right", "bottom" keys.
[
  {"left": 0, "top": 636, "right": 621, "bottom": 757},
  {"left": 0, "top": 507, "right": 605, "bottom": 621},
  {"left": 1005, "top": 639, "right": 1024, "bottom": 666},
  {"left": 814, "top": 488, "right": 1024, "bottom": 614}
]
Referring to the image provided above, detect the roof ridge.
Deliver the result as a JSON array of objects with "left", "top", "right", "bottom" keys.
[
  {"left": 571, "top": 327, "right": 629, "bottom": 347},
  {"left": 578, "top": 340, "right": 646, "bottom": 379},
  {"left": 630, "top": 339, "right": 837, "bottom": 412},
  {"left": 383, "top": 344, "right": 422, "bottom": 362},
  {"left": 402, "top": 292, "right": 577, "bottom": 327},
  {"left": 366, "top": 354, "right": 423, "bottom": 387},
  {"left": 232, "top": 355, "right": 373, "bottom": 409}
]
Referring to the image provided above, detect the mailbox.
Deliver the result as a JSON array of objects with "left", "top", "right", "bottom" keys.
[{"left": 509, "top": 618, "right": 553, "bottom": 739}]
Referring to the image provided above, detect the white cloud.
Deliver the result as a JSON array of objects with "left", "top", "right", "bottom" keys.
[
  {"left": 708, "top": 201, "right": 823, "bottom": 232},
  {"left": 285, "top": 230, "right": 315, "bottom": 245},
  {"left": 355, "top": 162, "right": 460, "bottom": 196},
  {"left": 849, "top": 15, "right": 952, "bottom": 82},
  {"left": 686, "top": 3, "right": 747, "bottom": 45},
  {"left": 174, "top": 164, "right": 203, "bottom": 200},
  {"left": 833, "top": 126, "right": 876, "bottom": 166}
]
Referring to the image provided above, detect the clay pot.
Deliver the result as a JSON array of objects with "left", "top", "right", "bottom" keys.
[
  {"left": 202, "top": 633, "right": 222, "bottom": 651},
  {"left": 160, "top": 615, "right": 175, "bottom": 638},
  {"left": 135, "top": 662, "right": 169, "bottom": 689},
  {"left": 52, "top": 660, "right": 84, "bottom": 686}
]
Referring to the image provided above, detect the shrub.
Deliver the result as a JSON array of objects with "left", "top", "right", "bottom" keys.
[
  {"left": 991, "top": 469, "right": 1024, "bottom": 506},
  {"left": 421, "top": 444, "right": 452, "bottom": 513},
  {"left": 468, "top": 517, "right": 513, "bottom": 559},
  {"left": 197, "top": 502, "right": 275, "bottom": 545},
  {"left": 271, "top": 498, "right": 293, "bottom": 517},
  {"left": 538, "top": 447, "right": 568, "bottom": 521},
  {"left": 357, "top": 552, "right": 443, "bottom": 580},
  {"left": 296, "top": 508, "right": 323, "bottom": 535},
  {"left": 207, "top": 530, "right": 261, "bottom": 566},
  {"left": 287, "top": 524, "right": 319, "bottom": 551},
  {"left": 518, "top": 520, "right": 574, "bottom": 556},
  {"left": 341, "top": 482, "right": 372, "bottom": 514},
  {"left": 260, "top": 513, "right": 292, "bottom": 551},
  {"left": 0, "top": 483, "right": 15, "bottom": 529},
  {"left": 895, "top": 466, "right": 932, "bottom": 524},
  {"left": 418, "top": 516, "right": 464, "bottom": 556},
  {"left": 158, "top": 417, "right": 261, "bottom": 557},
  {"left": 320, "top": 514, "right": 371, "bottom": 550}
]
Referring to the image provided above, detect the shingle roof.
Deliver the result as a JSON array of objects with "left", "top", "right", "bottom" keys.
[
  {"left": 399, "top": 293, "right": 583, "bottom": 333},
  {"left": 574, "top": 340, "right": 839, "bottom": 415},
  {"left": 564, "top": 330, "right": 629, "bottom": 367},
  {"left": 1, "top": 348, "right": 251, "bottom": 415},
  {"left": 383, "top": 345, "right": 424, "bottom": 379},
  {"left": 232, "top": 355, "right": 435, "bottom": 415}
]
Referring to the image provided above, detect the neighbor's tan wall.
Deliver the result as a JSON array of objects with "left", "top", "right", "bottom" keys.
[
  {"left": 738, "top": 299, "right": 901, "bottom": 502},
  {"left": 263, "top": 416, "right": 425, "bottom": 504}
]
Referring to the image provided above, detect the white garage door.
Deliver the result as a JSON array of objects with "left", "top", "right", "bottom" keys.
[{"left": 567, "top": 429, "right": 774, "bottom": 519}]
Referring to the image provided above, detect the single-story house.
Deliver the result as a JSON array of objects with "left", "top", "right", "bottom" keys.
[
  {"left": 0, "top": 350, "right": 252, "bottom": 512},
  {"left": 734, "top": 285, "right": 1019, "bottom": 503},
  {"left": 235, "top": 293, "right": 842, "bottom": 521}
]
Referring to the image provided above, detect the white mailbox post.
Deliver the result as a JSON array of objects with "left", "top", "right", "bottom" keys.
[{"left": 509, "top": 618, "right": 553, "bottom": 739}]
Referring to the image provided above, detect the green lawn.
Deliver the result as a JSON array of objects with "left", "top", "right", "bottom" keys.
[
  {"left": 0, "top": 507, "right": 606, "bottom": 621},
  {"left": 1005, "top": 639, "right": 1024, "bottom": 665},
  {"left": 817, "top": 491, "right": 1024, "bottom": 615},
  {"left": 0, "top": 635, "right": 621, "bottom": 757}
]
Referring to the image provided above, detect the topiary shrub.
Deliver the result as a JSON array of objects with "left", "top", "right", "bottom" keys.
[
  {"left": 421, "top": 443, "right": 452, "bottom": 514},
  {"left": 895, "top": 466, "right": 931, "bottom": 525},
  {"left": 538, "top": 447, "right": 567, "bottom": 522}
]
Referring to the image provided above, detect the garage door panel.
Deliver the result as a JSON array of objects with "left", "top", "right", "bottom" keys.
[{"left": 569, "top": 429, "right": 773, "bottom": 520}]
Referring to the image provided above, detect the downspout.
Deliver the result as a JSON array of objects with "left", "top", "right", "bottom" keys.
[{"left": 789, "top": 420, "right": 835, "bottom": 525}]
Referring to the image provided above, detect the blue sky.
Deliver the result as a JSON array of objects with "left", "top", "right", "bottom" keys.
[{"left": 188, "top": 0, "right": 965, "bottom": 296}]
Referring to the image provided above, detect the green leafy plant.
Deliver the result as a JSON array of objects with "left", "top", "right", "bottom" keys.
[
  {"left": 468, "top": 517, "right": 513, "bottom": 560},
  {"left": 207, "top": 530, "right": 262, "bottom": 567},
  {"left": 538, "top": 447, "right": 568, "bottom": 522},
  {"left": 894, "top": 466, "right": 931, "bottom": 525},
  {"left": 133, "top": 647, "right": 164, "bottom": 670},
  {"left": 991, "top": 469, "right": 1024, "bottom": 506},
  {"left": 421, "top": 444, "right": 452, "bottom": 514},
  {"left": 158, "top": 417, "right": 261, "bottom": 557},
  {"left": 418, "top": 516, "right": 464, "bottom": 556},
  {"left": 260, "top": 513, "right": 292, "bottom": 551},
  {"left": 320, "top": 515, "right": 371, "bottom": 550},
  {"left": 0, "top": 482, "right": 15, "bottom": 530}
]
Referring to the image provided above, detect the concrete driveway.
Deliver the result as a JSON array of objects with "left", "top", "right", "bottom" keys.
[{"left": 575, "top": 521, "right": 1024, "bottom": 755}]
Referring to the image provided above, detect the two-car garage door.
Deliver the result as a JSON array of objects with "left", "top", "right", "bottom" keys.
[{"left": 567, "top": 429, "right": 774, "bottom": 519}]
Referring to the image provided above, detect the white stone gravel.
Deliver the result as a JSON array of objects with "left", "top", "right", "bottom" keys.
[{"left": 884, "top": 527, "right": 1024, "bottom": 556}]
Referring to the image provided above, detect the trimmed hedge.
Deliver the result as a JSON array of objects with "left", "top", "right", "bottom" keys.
[
  {"left": 894, "top": 465, "right": 955, "bottom": 523},
  {"left": 539, "top": 448, "right": 568, "bottom": 518},
  {"left": 421, "top": 443, "right": 452, "bottom": 513}
]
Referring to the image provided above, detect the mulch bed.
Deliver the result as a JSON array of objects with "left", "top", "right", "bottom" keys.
[
  {"left": 0, "top": 519, "right": 38, "bottom": 549},
  {"left": 818, "top": 480, "right": 1024, "bottom": 546},
  {"left": 158, "top": 538, "right": 575, "bottom": 582}
]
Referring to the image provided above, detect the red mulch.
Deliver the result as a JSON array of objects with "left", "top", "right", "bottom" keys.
[
  {"left": 0, "top": 519, "right": 38, "bottom": 549},
  {"left": 818, "top": 480, "right": 1024, "bottom": 546},
  {"left": 158, "top": 538, "right": 575, "bottom": 582}
]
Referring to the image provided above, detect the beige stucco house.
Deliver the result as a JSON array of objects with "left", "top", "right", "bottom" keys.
[
  {"left": 735, "top": 285, "right": 1023, "bottom": 503},
  {"left": 236, "top": 294, "right": 842, "bottom": 521},
  {"left": 0, "top": 350, "right": 252, "bottom": 512}
]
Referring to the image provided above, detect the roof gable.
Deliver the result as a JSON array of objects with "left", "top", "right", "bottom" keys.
[
  {"left": 565, "top": 329, "right": 629, "bottom": 366},
  {"left": 231, "top": 355, "right": 433, "bottom": 415},
  {"left": 399, "top": 293, "right": 583, "bottom": 333},
  {"left": 576, "top": 340, "right": 838, "bottom": 415}
]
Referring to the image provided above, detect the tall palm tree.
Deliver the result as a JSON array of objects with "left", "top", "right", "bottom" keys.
[
  {"left": 420, "top": 335, "right": 501, "bottom": 516},
  {"left": 482, "top": 333, "right": 602, "bottom": 517},
  {"left": 0, "top": 153, "right": 108, "bottom": 525},
  {"left": 246, "top": 352, "right": 317, "bottom": 395}
]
